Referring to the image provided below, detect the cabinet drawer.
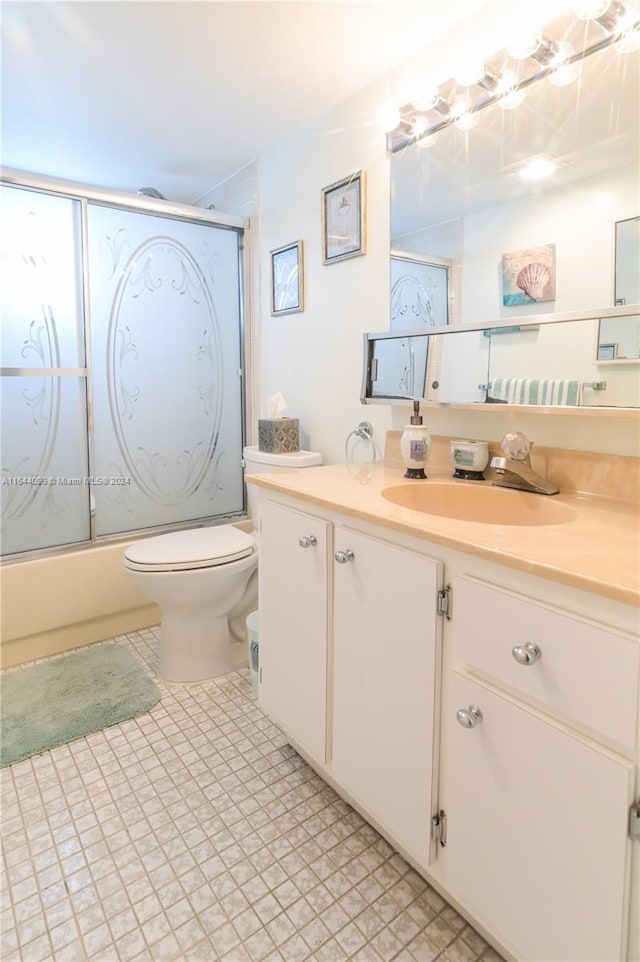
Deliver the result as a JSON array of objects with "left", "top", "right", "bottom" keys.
[{"left": 453, "top": 576, "right": 640, "bottom": 751}]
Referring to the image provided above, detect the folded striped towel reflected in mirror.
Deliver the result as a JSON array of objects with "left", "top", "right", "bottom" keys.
[{"left": 489, "top": 378, "right": 583, "bottom": 406}]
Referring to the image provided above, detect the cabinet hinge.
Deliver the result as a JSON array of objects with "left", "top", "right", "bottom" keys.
[
  {"left": 630, "top": 801, "right": 640, "bottom": 840},
  {"left": 431, "top": 809, "right": 447, "bottom": 847},
  {"left": 437, "top": 584, "right": 452, "bottom": 620}
]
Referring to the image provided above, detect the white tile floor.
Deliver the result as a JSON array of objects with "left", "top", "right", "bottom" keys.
[{"left": 1, "top": 628, "right": 506, "bottom": 962}]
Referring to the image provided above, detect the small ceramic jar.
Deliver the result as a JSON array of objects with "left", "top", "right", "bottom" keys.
[{"left": 450, "top": 439, "right": 489, "bottom": 481}]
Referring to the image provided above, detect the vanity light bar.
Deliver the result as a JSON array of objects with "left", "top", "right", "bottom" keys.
[
  {"left": 388, "top": 15, "right": 639, "bottom": 152},
  {"left": 595, "top": 0, "right": 626, "bottom": 31},
  {"left": 530, "top": 37, "right": 559, "bottom": 65}
]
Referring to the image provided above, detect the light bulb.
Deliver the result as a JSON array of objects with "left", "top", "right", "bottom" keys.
[
  {"left": 548, "top": 41, "right": 581, "bottom": 86},
  {"left": 496, "top": 69, "right": 525, "bottom": 109},
  {"left": 418, "top": 130, "right": 440, "bottom": 150},
  {"left": 454, "top": 59, "right": 486, "bottom": 87},
  {"left": 615, "top": 24, "right": 640, "bottom": 51},
  {"left": 410, "top": 85, "right": 440, "bottom": 112},
  {"left": 519, "top": 155, "right": 558, "bottom": 180},
  {"left": 377, "top": 102, "right": 401, "bottom": 133},
  {"left": 506, "top": 28, "right": 542, "bottom": 60},
  {"left": 412, "top": 115, "right": 429, "bottom": 138},
  {"left": 451, "top": 97, "right": 478, "bottom": 130},
  {"left": 571, "top": 0, "right": 610, "bottom": 17}
]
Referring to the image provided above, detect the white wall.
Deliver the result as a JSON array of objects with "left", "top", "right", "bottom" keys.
[
  {"left": 257, "top": 94, "right": 394, "bottom": 462},
  {"left": 463, "top": 166, "right": 638, "bottom": 323},
  {"left": 246, "top": 2, "right": 640, "bottom": 460}
]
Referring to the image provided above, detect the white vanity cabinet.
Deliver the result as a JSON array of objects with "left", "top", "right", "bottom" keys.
[
  {"left": 259, "top": 500, "right": 330, "bottom": 765},
  {"left": 436, "top": 576, "right": 639, "bottom": 962},
  {"left": 331, "top": 526, "right": 442, "bottom": 867},
  {"left": 258, "top": 500, "right": 443, "bottom": 864},
  {"left": 256, "top": 491, "right": 639, "bottom": 962}
]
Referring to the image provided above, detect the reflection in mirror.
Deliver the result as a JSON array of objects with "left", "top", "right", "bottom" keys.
[
  {"left": 364, "top": 333, "right": 429, "bottom": 399},
  {"left": 615, "top": 218, "right": 640, "bottom": 307},
  {"left": 361, "top": 328, "right": 489, "bottom": 405},
  {"left": 363, "top": 309, "right": 640, "bottom": 409},
  {"left": 390, "top": 254, "right": 451, "bottom": 328},
  {"left": 391, "top": 43, "right": 638, "bottom": 323},
  {"left": 433, "top": 330, "right": 489, "bottom": 404},
  {"left": 597, "top": 314, "right": 640, "bottom": 363},
  {"left": 488, "top": 319, "right": 605, "bottom": 406}
]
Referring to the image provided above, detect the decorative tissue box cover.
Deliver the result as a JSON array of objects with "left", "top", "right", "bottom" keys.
[{"left": 258, "top": 418, "right": 300, "bottom": 453}]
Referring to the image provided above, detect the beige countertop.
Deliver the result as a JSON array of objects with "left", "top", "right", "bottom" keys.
[{"left": 247, "top": 461, "right": 640, "bottom": 608}]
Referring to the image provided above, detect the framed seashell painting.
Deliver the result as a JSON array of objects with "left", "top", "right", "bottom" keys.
[{"left": 502, "top": 243, "right": 556, "bottom": 306}]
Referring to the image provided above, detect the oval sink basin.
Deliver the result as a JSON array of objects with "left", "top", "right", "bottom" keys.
[{"left": 382, "top": 482, "right": 577, "bottom": 526}]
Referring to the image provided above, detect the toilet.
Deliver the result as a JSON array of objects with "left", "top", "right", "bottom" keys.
[{"left": 123, "top": 444, "right": 322, "bottom": 683}]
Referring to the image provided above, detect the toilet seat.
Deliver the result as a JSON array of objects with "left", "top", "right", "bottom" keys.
[{"left": 124, "top": 526, "right": 257, "bottom": 573}]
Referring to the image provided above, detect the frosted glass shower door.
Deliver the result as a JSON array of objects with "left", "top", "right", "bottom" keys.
[
  {"left": 1, "top": 185, "right": 91, "bottom": 554},
  {"left": 87, "top": 206, "right": 244, "bottom": 535}
]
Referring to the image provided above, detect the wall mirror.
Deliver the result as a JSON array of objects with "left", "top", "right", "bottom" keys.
[
  {"left": 615, "top": 216, "right": 640, "bottom": 307},
  {"left": 362, "top": 308, "right": 640, "bottom": 409},
  {"left": 389, "top": 20, "right": 639, "bottom": 406}
]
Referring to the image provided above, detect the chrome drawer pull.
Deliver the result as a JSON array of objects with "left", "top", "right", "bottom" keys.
[
  {"left": 298, "top": 535, "right": 317, "bottom": 548},
  {"left": 456, "top": 704, "right": 483, "bottom": 729},
  {"left": 512, "top": 642, "right": 541, "bottom": 666},
  {"left": 335, "top": 549, "right": 355, "bottom": 564}
]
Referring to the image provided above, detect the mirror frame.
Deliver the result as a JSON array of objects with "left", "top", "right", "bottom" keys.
[{"left": 361, "top": 304, "right": 640, "bottom": 410}]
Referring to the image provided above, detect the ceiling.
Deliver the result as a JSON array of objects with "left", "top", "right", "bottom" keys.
[{"left": 1, "top": 0, "right": 488, "bottom": 203}]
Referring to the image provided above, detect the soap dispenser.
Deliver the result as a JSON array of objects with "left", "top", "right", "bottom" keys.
[{"left": 400, "top": 401, "right": 430, "bottom": 479}]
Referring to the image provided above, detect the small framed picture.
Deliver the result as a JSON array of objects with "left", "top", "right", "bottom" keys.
[
  {"left": 270, "top": 241, "right": 304, "bottom": 315},
  {"left": 321, "top": 170, "right": 366, "bottom": 264}
]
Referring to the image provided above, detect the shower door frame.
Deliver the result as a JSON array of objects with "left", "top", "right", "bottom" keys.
[{"left": 0, "top": 168, "right": 251, "bottom": 563}]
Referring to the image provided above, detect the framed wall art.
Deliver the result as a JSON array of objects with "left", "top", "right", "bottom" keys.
[
  {"left": 321, "top": 170, "right": 366, "bottom": 264},
  {"left": 502, "top": 243, "right": 556, "bottom": 306},
  {"left": 270, "top": 240, "right": 304, "bottom": 315}
]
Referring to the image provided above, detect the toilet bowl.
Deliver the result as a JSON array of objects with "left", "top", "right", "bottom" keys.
[
  {"left": 123, "top": 445, "right": 322, "bottom": 683},
  {"left": 124, "top": 526, "right": 258, "bottom": 683}
]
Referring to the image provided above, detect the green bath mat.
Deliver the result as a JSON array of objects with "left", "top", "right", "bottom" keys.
[{"left": 0, "top": 644, "right": 161, "bottom": 767}]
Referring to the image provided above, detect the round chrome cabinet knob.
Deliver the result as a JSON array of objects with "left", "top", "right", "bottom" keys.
[
  {"left": 512, "top": 642, "right": 541, "bottom": 665},
  {"left": 298, "top": 535, "right": 317, "bottom": 548},
  {"left": 456, "top": 704, "right": 483, "bottom": 728},
  {"left": 335, "top": 549, "right": 355, "bottom": 564}
]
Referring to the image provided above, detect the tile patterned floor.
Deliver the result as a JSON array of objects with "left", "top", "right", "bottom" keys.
[{"left": 0, "top": 628, "right": 506, "bottom": 962}]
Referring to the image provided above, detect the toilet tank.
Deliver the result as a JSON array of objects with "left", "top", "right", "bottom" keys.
[{"left": 242, "top": 445, "right": 323, "bottom": 526}]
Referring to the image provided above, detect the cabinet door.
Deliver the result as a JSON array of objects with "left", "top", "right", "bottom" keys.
[
  {"left": 331, "top": 526, "right": 441, "bottom": 867},
  {"left": 259, "top": 501, "right": 329, "bottom": 764},
  {"left": 438, "top": 672, "right": 633, "bottom": 962}
]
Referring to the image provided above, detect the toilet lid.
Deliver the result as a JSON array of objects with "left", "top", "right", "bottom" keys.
[{"left": 124, "top": 527, "right": 257, "bottom": 572}]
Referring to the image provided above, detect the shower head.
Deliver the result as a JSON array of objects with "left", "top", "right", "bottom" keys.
[{"left": 137, "top": 187, "right": 167, "bottom": 200}]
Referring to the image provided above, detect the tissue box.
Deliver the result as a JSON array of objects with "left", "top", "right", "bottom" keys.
[{"left": 258, "top": 418, "right": 300, "bottom": 453}]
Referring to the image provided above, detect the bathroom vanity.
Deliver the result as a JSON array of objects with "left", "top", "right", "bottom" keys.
[{"left": 247, "top": 449, "right": 640, "bottom": 962}]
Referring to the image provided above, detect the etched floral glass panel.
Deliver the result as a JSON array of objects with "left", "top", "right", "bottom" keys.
[
  {"left": 1, "top": 185, "right": 85, "bottom": 367},
  {"left": 1, "top": 377, "right": 91, "bottom": 553},
  {"left": 0, "top": 185, "right": 90, "bottom": 554},
  {"left": 87, "top": 206, "right": 244, "bottom": 535}
]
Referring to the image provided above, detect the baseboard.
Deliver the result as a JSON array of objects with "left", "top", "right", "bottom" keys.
[{"left": 0, "top": 604, "right": 159, "bottom": 669}]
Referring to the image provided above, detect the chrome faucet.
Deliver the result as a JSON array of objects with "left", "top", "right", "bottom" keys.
[{"left": 490, "top": 432, "right": 559, "bottom": 496}]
